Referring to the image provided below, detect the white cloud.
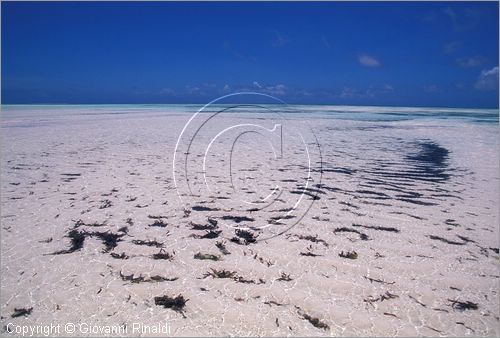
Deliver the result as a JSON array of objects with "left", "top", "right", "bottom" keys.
[
  {"left": 185, "top": 85, "right": 200, "bottom": 94},
  {"left": 263, "top": 84, "right": 286, "bottom": 96},
  {"left": 365, "top": 84, "right": 394, "bottom": 98},
  {"left": 247, "top": 82, "right": 286, "bottom": 96},
  {"left": 358, "top": 54, "right": 381, "bottom": 67},
  {"left": 456, "top": 56, "right": 485, "bottom": 68},
  {"left": 339, "top": 87, "right": 358, "bottom": 98},
  {"left": 444, "top": 7, "right": 458, "bottom": 25},
  {"left": 225, "top": 83, "right": 287, "bottom": 96},
  {"left": 337, "top": 84, "right": 393, "bottom": 99},
  {"left": 295, "top": 89, "right": 313, "bottom": 97},
  {"left": 474, "top": 66, "right": 499, "bottom": 90},
  {"left": 443, "top": 41, "right": 461, "bottom": 54},
  {"left": 185, "top": 85, "right": 206, "bottom": 95},
  {"left": 271, "top": 30, "right": 289, "bottom": 48},
  {"left": 424, "top": 84, "right": 440, "bottom": 93},
  {"left": 160, "top": 88, "right": 175, "bottom": 95},
  {"left": 443, "top": 6, "right": 482, "bottom": 32}
]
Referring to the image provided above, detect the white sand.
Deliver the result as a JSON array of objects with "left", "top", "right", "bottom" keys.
[{"left": 1, "top": 105, "right": 498, "bottom": 336}]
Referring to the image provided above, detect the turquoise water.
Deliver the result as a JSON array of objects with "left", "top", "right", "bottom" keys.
[
  {"left": 288, "top": 105, "right": 499, "bottom": 123},
  {"left": 1, "top": 104, "right": 498, "bottom": 124}
]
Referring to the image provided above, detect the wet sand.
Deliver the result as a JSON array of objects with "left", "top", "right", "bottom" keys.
[{"left": 1, "top": 105, "right": 498, "bottom": 336}]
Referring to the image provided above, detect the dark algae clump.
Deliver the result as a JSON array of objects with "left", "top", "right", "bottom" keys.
[
  {"left": 131, "top": 239, "right": 164, "bottom": 248},
  {"left": 230, "top": 229, "right": 257, "bottom": 245},
  {"left": 215, "top": 241, "right": 231, "bottom": 255},
  {"left": 154, "top": 295, "right": 188, "bottom": 317},
  {"left": 202, "top": 268, "right": 237, "bottom": 279},
  {"left": 194, "top": 252, "right": 220, "bottom": 261},
  {"left": 277, "top": 272, "right": 293, "bottom": 282},
  {"left": 339, "top": 251, "right": 358, "bottom": 259},
  {"left": 149, "top": 220, "right": 168, "bottom": 228},
  {"left": 296, "top": 307, "right": 329, "bottom": 330},
  {"left": 50, "top": 229, "right": 86, "bottom": 255},
  {"left": 152, "top": 249, "right": 174, "bottom": 260},
  {"left": 11, "top": 307, "right": 33, "bottom": 318},
  {"left": 449, "top": 299, "right": 478, "bottom": 311},
  {"left": 88, "top": 231, "right": 124, "bottom": 252},
  {"left": 334, "top": 227, "right": 369, "bottom": 241}
]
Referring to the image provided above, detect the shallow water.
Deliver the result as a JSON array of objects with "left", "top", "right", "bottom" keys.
[
  {"left": 2, "top": 104, "right": 498, "bottom": 122},
  {"left": 1, "top": 104, "right": 498, "bottom": 336}
]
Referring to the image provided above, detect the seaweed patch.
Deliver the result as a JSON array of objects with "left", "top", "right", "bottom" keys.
[
  {"left": 215, "top": 241, "right": 231, "bottom": 255},
  {"left": 334, "top": 227, "right": 369, "bottom": 241},
  {"left": 11, "top": 307, "right": 33, "bottom": 318},
  {"left": 154, "top": 295, "right": 188, "bottom": 317},
  {"left": 339, "top": 251, "right": 358, "bottom": 259},
  {"left": 448, "top": 299, "right": 478, "bottom": 311},
  {"left": 230, "top": 229, "right": 257, "bottom": 245},
  {"left": 49, "top": 229, "right": 86, "bottom": 255},
  {"left": 194, "top": 252, "right": 220, "bottom": 261}
]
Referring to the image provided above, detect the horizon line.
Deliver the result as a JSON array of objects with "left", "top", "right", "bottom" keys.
[{"left": 1, "top": 102, "right": 498, "bottom": 110}]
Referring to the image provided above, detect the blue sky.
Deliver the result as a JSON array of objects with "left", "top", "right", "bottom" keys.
[{"left": 2, "top": 1, "right": 498, "bottom": 108}]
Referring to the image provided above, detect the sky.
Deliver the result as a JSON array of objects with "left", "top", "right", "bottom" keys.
[{"left": 1, "top": 1, "right": 499, "bottom": 108}]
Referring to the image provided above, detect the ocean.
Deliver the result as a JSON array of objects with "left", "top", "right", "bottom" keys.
[{"left": 2, "top": 104, "right": 498, "bottom": 123}]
